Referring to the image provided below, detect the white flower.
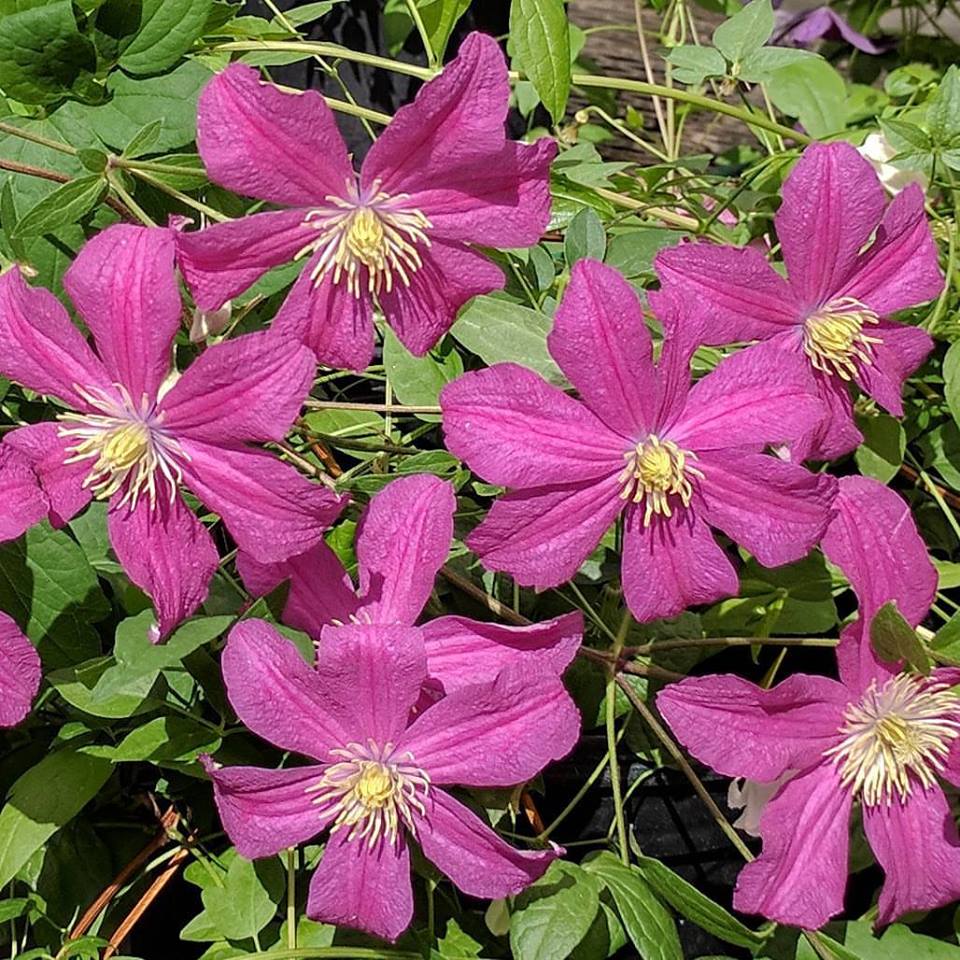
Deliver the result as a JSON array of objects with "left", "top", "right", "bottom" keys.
[{"left": 858, "top": 132, "right": 928, "bottom": 195}]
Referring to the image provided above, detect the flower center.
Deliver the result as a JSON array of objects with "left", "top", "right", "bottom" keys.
[
  {"left": 306, "top": 740, "right": 430, "bottom": 847},
  {"left": 57, "top": 384, "right": 186, "bottom": 510},
  {"left": 296, "top": 183, "right": 432, "bottom": 299},
  {"left": 802, "top": 297, "right": 883, "bottom": 381},
  {"left": 825, "top": 674, "right": 960, "bottom": 806},
  {"left": 618, "top": 435, "right": 702, "bottom": 526}
]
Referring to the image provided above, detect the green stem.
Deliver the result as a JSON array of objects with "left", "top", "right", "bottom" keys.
[
  {"left": 286, "top": 849, "right": 297, "bottom": 950},
  {"left": 214, "top": 41, "right": 812, "bottom": 143},
  {"left": 107, "top": 173, "right": 156, "bottom": 226},
  {"left": 405, "top": 0, "right": 438, "bottom": 68},
  {"left": 616, "top": 674, "right": 755, "bottom": 861},
  {"left": 126, "top": 168, "right": 230, "bottom": 222},
  {"left": 118, "top": 158, "right": 206, "bottom": 177},
  {"left": 606, "top": 609, "right": 632, "bottom": 865},
  {"left": 0, "top": 121, "right": 77, "bottom": 156}
]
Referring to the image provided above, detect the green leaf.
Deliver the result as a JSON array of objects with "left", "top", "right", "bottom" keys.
[
  {"left": 111, "top": 716, "right": 221, "bottom": 763},
  {"left": 881, "top": 118, "right": 932, "bottom": 153},
  {"left": 766, "top": 58, "right": 847, "bottom": 138},
  {"left": 870, "top": 601, "right": 931, "bottom": 674},
  {"left": 12, "top": 175, "right": 105, "bottom": 237},
  {"left": 583, "top": 852, "right": 682, "bottom": 960},
  {"left": 58, "top": 60, "right": 213, "bottom": 152},
  {"left": 451, "top": 295, "right": 565, "bottom": 385},
  {"left": 201, "top": 855, "right": 282, "bottom": 941},
  {"left": 280, "top": 1, "right": 346, "bottom": 27},
  {"left": 47, "top": 655, "right": 158, "bottom": 719},
  {"left": 712, "top": 0, "right": 774, "bottom": 64},
  {"left": 382, "top": 326, "right": 463, "bottom": 422},
  {"left": 0, "top": 0, "right": 96, "bottom": 103},
  {"left": 605, "top": 228, "right": 679, "bottom": 278},
  {"left": 119, "top": 0, "right": 215, "bottom": 74},
  {"left": 0, "top": 177, "right": 27, "bottom": 263},
  {"left": 927, "top": 65, "right": 960, "bottom": 141},
  {"left": 564, "top": 207, "right": 606, "bottom": 264},
  {"left": 419, "top": 0, "right": 471, "bottom": 60},
  {"left": 855, "top": 413, "right": 905, "bottom": 484},
  {"left": 843, "top": 920, "right": 960, "bottom": 960},
  {"left": 0, "top": 522, "right": 108, "bottom": 668},
  {"left": 0, "top": 747, "right": 112, "bottom": 889},
  {"left": 510, "top": 861, "right": 600, "bottom": 960},
  {"left": 931, "top": 610, "right": 960, "bottom": 666},
  {"left": 738, "top": 46, "right": 816, "bottom": 84},
  {"left": 122, "top": 119, "right": 163, "bottom": 158},
  {"left": 509, "top": 0, "right": 571, "bottom": 124},
  {"left": 666, "top": 45, "right": 727, "bottom": 85},
  {"left": 943, "top": 341, "right": 960, "bottom": 429},
  {"left": 634, "top": 856, "right": 769, "bottom": 950}
]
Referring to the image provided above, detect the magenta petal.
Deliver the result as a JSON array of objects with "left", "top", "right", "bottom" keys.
[
  {"left": 108, "top": 496, "right": 218, "bottom": 643},
  {"left": 777, "top": 142, "right": 886, "bottom": 309},
  {"left": 237, "top": 543, "right": 358, "bottom": 636},
  {"left": 416, "top": 788, "right": 557, "bottom": 897},
  {"left": 362, "top": 32, "right": 554, "bottom": 246},
  {"left": 657, "top": 673, "right": 848, "bottom": 781},
  {"left": 467, "top": 476, "right": 625, "bottom": 589},
  {"left": 0, "top": 444, "right": 47, "bottom": 542},
  {"left": 0, "top": 268, "right": 111, "bottom": 409},
  {"left": 654, "top": 242, "right": 800, "bottom": 343},
  {"left": 180, "top": 441, "right": 345, "bottom": 563},
  {"left": 822, "top": 476, "right": 935, "bottom": 691},
  {"left": 696, "top": 451, "right": 837, "bottom": 568},
  {"left": 176, "top": 209, "right": 316, "bottom": 312},
  {"left": 270, "top": 266, "right": 376, "bottom": 372},
  {"left": 412, "top": 138, "right": 556, "bottom": 247},
  {"left": 361, "top": 33, "right": 509, "bottom": 198},
  {"left": 421, "top": 611, "right": 582, "bottom": 691},
  {"left": 64, "top": 225, "right": 180, "bottom": 403},
  {"left": 6, "top": 424, "right": 92, "bottom": 527},
  {"left": 671, "top": 338, "right": 824, "bottom": 451},
  {"left": 856, "top": 321, "right": 932, "bottom": 417},
  {"left": 307, "top": 831, "right": 413, "bottom": 942},
  {"left": 734, "top": 763, "right": 851, "bottom": 929},
  {"left": 838, "top": 184, "right": 945, "bottom": 316},
  {"left": 356, "top": 475, "right": 453, "bottom": 625},
  {"left": 863, "top": 784, "right": 960, "bottom": 926},
  {"left": 379, "top": 239, "right": 504, "bottom": 357},
  {"left": 159, "top": 332, "right": 315, "bottom": 444},
  {"left": 399, "top": 666, "right": 579, "bottom": 786},
  {"left": 822, "top": 475, "right": 935, "bottom": 626},
  {"left": 222, "top": 619, "right": 351, "bottom": 761},
  {"left": 621, "top": 512, "right": 738, "bottom": 623},
  {"left": 317, "top": 623, "right": 427, "bottom": 745},
  {"left": 441, "top": 364, "right": 625, "bottom": 487},
  {"left": 197, "top": 63, "right": 354, "bottom": 206},
  {"left": 548, "top": 259, "right": 657, "bottom": 436},
  {"left": 0, "top": 612, "right": 41, "bottom": 727},
  {"left": 203, "top": 761, "right": 328, "bottom": 859},
  {"left": 799, "top": 370, "right": 862, "bottom": 460}
]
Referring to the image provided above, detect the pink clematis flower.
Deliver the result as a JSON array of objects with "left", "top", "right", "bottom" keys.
[
  {"left": 440, "top": 259, "right": 836, "bottom": 623},
  {"left": 0, "top": 226, "right": 345, "bottom": 641},
  {"left": 238, "top": 473, "right": 582, "bottom": 694},
  {"left": 658, "top": 476, "right": 960, "bottom": 929},
  {"left": 655, "top": 141, "right": 943, "bottom": 459},
  {"left": 176, "top": 33, "right": 555, "bottom": 371},
  {"left": 204, "top": 618, "right": 579, "bottom": 940}
]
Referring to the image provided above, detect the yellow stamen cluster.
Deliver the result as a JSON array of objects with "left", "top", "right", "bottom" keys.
[
  {"left": 296, "top": 184, "right": 432, "bottom": 299},
  {"left": 58, "top": 384, "right": 186, "bottom": 510},
  {"left": 802, "top": 297, "right": 883, "bottom": 380},
  {"left": 618, "top": 435, "right": 702, "bottom": 526},
  {"left": 306, "top": 740, "right": 430, "bottom": 848},
  {"left": 825, "top": 674, "right": 960, "bottom": 807}
]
